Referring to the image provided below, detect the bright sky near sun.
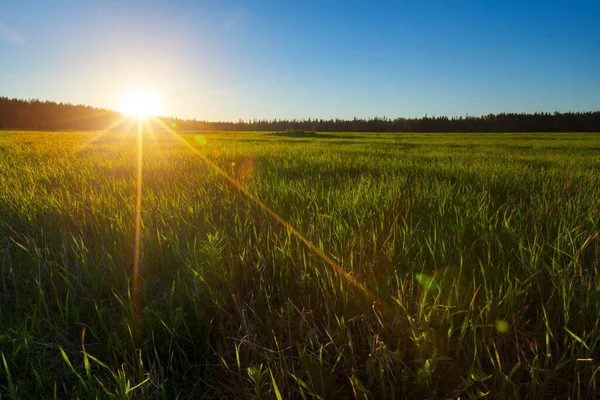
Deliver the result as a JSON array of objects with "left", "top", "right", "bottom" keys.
[{"left": 0, "top": 0, "right": 599, "bottom": 120}]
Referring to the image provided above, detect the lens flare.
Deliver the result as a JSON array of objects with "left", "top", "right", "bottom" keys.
[
  {"left": 495, "top": 320, "right": 510, "bottom": 333},
  {"left": 195, "top": 135, "right": 207, "bottom": 146},
  {"left": 415, "top": 272, "right": 437, "bottom": 291}
]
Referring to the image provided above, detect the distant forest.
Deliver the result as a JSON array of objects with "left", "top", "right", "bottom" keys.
[{"left": 1, "top": 96, "right": 599, "bottom": 132}]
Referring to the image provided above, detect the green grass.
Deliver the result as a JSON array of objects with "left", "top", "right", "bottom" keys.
[{"left": 1, "top": 130, "right": 599, "bottom": 399}]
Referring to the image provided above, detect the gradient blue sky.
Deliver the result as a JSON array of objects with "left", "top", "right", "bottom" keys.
[{"left": 1, "top": 0, "right": 599, "bottom": 120}]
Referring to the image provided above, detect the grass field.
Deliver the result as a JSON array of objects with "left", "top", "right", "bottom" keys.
[{"left": 1, "top": 129, "right": 599, "bottom": 399}]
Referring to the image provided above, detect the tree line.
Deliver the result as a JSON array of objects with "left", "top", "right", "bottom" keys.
[{"left": 1, "top": 96, "right": 599, "bottom": 132}]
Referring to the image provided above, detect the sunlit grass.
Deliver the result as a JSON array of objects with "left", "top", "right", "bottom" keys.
[{"left": 0, "top": 130, "right": 599, "bottom": 398}]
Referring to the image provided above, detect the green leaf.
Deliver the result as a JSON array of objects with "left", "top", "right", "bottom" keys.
[
  {"left": 563, "top": 327, "right": 590, "bottom": 350},
  {"left": 269, "top": 368, "right": 283, "bottom": 400}
]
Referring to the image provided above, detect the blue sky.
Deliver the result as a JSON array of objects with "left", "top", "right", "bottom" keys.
[{"left": 1, "top": 0, "right": 599, "bottom": 120}]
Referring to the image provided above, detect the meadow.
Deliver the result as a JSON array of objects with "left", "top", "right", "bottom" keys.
[{"left": 0, "top": 129, "right": 599, "bottom": 399}]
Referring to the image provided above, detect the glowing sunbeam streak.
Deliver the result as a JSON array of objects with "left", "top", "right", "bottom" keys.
[
  {"left": 133, "top": 117, "right": 144, "bottom": 312},
  {"left": 150, "top": 117, "right": 379, "bottom": 304},
  {"left": 77, "top": 114, "right": 128, "bottom": 152},
  {"left": 143, "top": 118, "right": 166, "bottom": 162}
]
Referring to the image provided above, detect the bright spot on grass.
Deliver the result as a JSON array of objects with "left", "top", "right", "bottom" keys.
[
  {"left": 195, "top": 135, "right": 207, "bottom": 146},
  {"left": 495, "top": 320, "right": 510, "bottom": 333},
  {"left": 211, "top": 149, "right": 221, "bottom": 159},
  {"left": 415, "top": 273, "right": 437, "bottom": 291}
]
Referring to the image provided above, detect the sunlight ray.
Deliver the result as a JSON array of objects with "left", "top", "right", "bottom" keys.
[
  {"left": 132, "top": 117, "right": 144, "bottom": 312},
  {"left": 76, "top": 114, "right": 128, "bottom": 152},
  {"left": 143, "top": 117, "right": 166, "bottom": 161},
  {"left": 150, "top": 116, "right": 379, "bottom": 304}
]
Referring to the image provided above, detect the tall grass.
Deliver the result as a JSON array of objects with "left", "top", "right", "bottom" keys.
[{"left": 0, "top": 130, "right": 599, "bottom": 398}]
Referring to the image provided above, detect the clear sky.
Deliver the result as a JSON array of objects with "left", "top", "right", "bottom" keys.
[{"left": 1, "top": 0, "right": 599, "bottom": 120}]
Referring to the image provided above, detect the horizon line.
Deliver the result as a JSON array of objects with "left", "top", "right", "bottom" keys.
[{"left": 3, "top": 95, "right": 600, "bottom": 123}]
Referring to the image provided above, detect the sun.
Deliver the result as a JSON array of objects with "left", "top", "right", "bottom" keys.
[{"left": 119, "top": 90, "right": 162, "bottom": 117}]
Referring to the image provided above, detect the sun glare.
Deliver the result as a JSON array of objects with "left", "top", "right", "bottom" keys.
[{"left": 120, "top": 90, "right": 162, "bottom": 117}]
